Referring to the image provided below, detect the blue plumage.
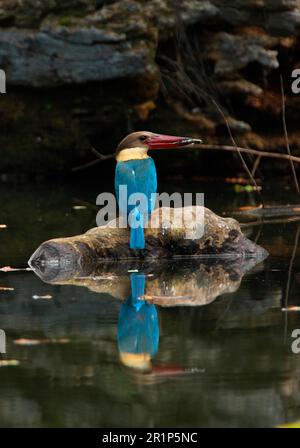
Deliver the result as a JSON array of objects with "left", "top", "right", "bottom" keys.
[
  {"left": 117, "top": 273, "right": 159, "bottom": 357},
  {"left": 115, "top": 157, "right": 157, "bottom": 249}
]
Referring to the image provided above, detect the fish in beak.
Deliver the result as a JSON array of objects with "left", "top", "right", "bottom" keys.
[{"left": 146, "top": 134, "right": 203, "bottom": 150}]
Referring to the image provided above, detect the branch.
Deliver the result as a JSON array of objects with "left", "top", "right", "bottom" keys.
[
  {"left": 211, "top": 99, "right": 260, "bottom": 194},
  {"left": 90, "top": 147, "right": 114, "bottom": 161},
  {"left": 72, "top": 147, "right": 114, "bottom": 172},
  {"left": 240, "top": 216, "right": 300, "bottom": 228},
  {"left": 280, "top": 75, "right": 300, "bottom": 194},
  {"left": 192, "top": 144, "right": 300, "bottom": 164},
  {"left": 251, "top": 155, "right": 262, "bottom": 177},
  {"left": 72, "top": 143, "right": 300, "bottom": 173},
  {"left": 283, "top": 223, "right": 300, "bottom": 341}
]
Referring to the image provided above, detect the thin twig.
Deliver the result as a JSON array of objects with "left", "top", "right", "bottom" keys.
[
  {"left": 72, "top": 158, "right": 104, "bottom": 172},
  {"left": 73, "top": 141, "right": 300, "bottom": 174},
  {"left": 280, "top": 75, "right": 300, "bottom": 194},
  {"left": 233, "top": 204, "right": 300, "bottom": 217},
  {"left": 193, "top": 144, "right": 300, "bottom": 164},
  {"left": 254, "top": 219, "right": 264, "bottom": 244},
  {"left": 160, "top": 15, "right": 299, "bottom": 201},
  {"left": 90, "top": 146, "right": 114, "bottom": 161},
  {"left": 284, "top": 223, "right": 300, "bottom": 342},
  {"left": 285, "top": 223, "right": 300, "bottom": 307},
  {"left": 211, "top": 99, "right": 260, "bottom": 194},
  {"left": 240, "top": 216, "right": 300, "bottom": 228},
  {"left": 72, "top": 197, "right": 98, "bottom": 211},
  {"left": 72, "top": 147, "right": 114, "bottom": 172},
  {"left": 212, "top": 97, "right": 266, "bottom": 244},
  {"left": 73, "top": 142, "right": 300, "bottom": 172},
  {"left": 251, "top": 155, "right": 262, "bottom": 177}
]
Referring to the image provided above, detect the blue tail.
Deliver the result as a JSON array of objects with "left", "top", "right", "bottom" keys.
[
  {"left": 117, "top": 273, "right": 159, "bottom": 356},
  {"left": 129, "top": 208, "right": 145, "bottom": 249},
  {"left": 130, "top": 273, "right": 146, "bottom": 311}
]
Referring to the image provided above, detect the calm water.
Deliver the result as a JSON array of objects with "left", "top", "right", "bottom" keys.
[{"left": 0, "top": 180, "right": 300, "bottom": 428}]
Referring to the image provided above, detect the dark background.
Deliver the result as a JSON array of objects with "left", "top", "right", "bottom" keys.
[{"left": 0, "top": 0, "right": 300, "bottom": 183}]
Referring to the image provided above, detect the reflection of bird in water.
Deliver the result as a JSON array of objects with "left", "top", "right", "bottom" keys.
[
  {"left": 115, "top": 131, "right": 202, "bottom": 249},
  {"left": 117, "top": 272, "right": 204, "bottom": 381},
  {"left": 117, "top": 272, "right": 159, "bottom": 372}
]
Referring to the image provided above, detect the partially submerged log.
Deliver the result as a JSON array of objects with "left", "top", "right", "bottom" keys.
[
  {"left": 30, "top": 257, "right": 266, "bottom": 308},
  {"left": 29, "top": 206, "right": 268, "bottom": 268}
]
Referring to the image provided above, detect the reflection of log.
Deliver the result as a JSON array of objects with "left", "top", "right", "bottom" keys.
[
  {"left": 29, "top": 206, "right": 268, "bottom": 268},
  {"left": 31, "top": 255, "right": 267, "bottom": 307}
]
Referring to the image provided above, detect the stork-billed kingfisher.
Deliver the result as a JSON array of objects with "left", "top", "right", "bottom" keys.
[{"left": 114, "top": 131, "right": 202, "bottom": 250}]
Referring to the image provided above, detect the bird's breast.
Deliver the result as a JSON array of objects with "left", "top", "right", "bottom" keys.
[{"left": 115, "top": 158, "right": 157, "bottom": 213}]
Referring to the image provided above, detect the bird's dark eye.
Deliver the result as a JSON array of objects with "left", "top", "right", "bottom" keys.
[{"left": 139, "top": 135, "right": 147, "bottom": 142}]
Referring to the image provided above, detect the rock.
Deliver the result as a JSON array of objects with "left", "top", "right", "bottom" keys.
[
  {"left": 1, "top": 0, "right": 300, "bottom": 175},
  {"left": 266, "top": 9, "right": 300, "bottom": 35},
  {"left": 148, "top": 0, "right": 219, "bottom": 30},
  {"left": 0, "top": 0, "right": 101, "bottom": 28},
  {"left": 212, "top": 0, "right": 300, "bottom": 33},
  {"left": 208, "top": 32, "right": 279, "bottom": 75},
  {"left": 0, "top": 28, "right": 155, "bottom": 86},
  {"left": 0, "top": 3, "right": 157, "bottom": 86},
  {"left": 28, "top": 206, "right": 268, "bottom": 268},
  {"left": 218, "top": 79, "right": 263, "bottom": 97},
  {"left": 220, "top": 116, "right": 252, "bottom": 133},
  {"left": 1, "top": 1, "right": 292, "bottom": 88},
  {"left": 30, "top": 256, "right": 267, "bottom": 307},
  {"left": 0, "top": 1, "right": 217, "bottom": 87}
]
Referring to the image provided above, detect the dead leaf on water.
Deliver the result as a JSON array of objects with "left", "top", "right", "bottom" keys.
[
  {"left": 32, "top": 294, "right": 52, "bottom": 300},
  {"left": 282, "top": 306, "right": 300, "bottom": 312},
  {"left": 234, "top": 184, "right": 262, "bottom": 193},
  {"left": 14, "top": 339, "right": 42, "bottom": 346},
  {"left": 236, "top": 205, "right": 263, "bottom": 212},
  {"left": 0, "top": 266, "right": 31, "bottom": 272},
  {"left": 0, "top": 286, "right": 14, "bottom": 291},
  {"left": 0, "top": 360, "right": 20, "bottom": 367},
  {"left": 14, "top": 338, "right": 70, "bottom": 346},
  {"left": 278, "top": 420, "right": 300, "bottom": 428}
]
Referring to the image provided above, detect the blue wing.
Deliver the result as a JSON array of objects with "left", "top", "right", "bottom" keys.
[
  {"left": 117, "top": 273, "right": 159, "bottom": 356},
  {"left": 115, "top": 158, "right": 157, "bottom": 216}
]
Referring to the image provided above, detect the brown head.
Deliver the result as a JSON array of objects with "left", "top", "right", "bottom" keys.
[{"left": 115, "top": 131, "right": 202, "bottom": 162}]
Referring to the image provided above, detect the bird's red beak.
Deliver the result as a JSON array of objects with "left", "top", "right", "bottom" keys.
[{"left": 147, "top": 134, "right": 202, "bottom": 150}]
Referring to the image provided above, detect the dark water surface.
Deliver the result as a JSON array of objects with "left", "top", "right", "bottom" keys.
[{"left": 0, "top": 180, "right": 300, "bottom": 428}]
